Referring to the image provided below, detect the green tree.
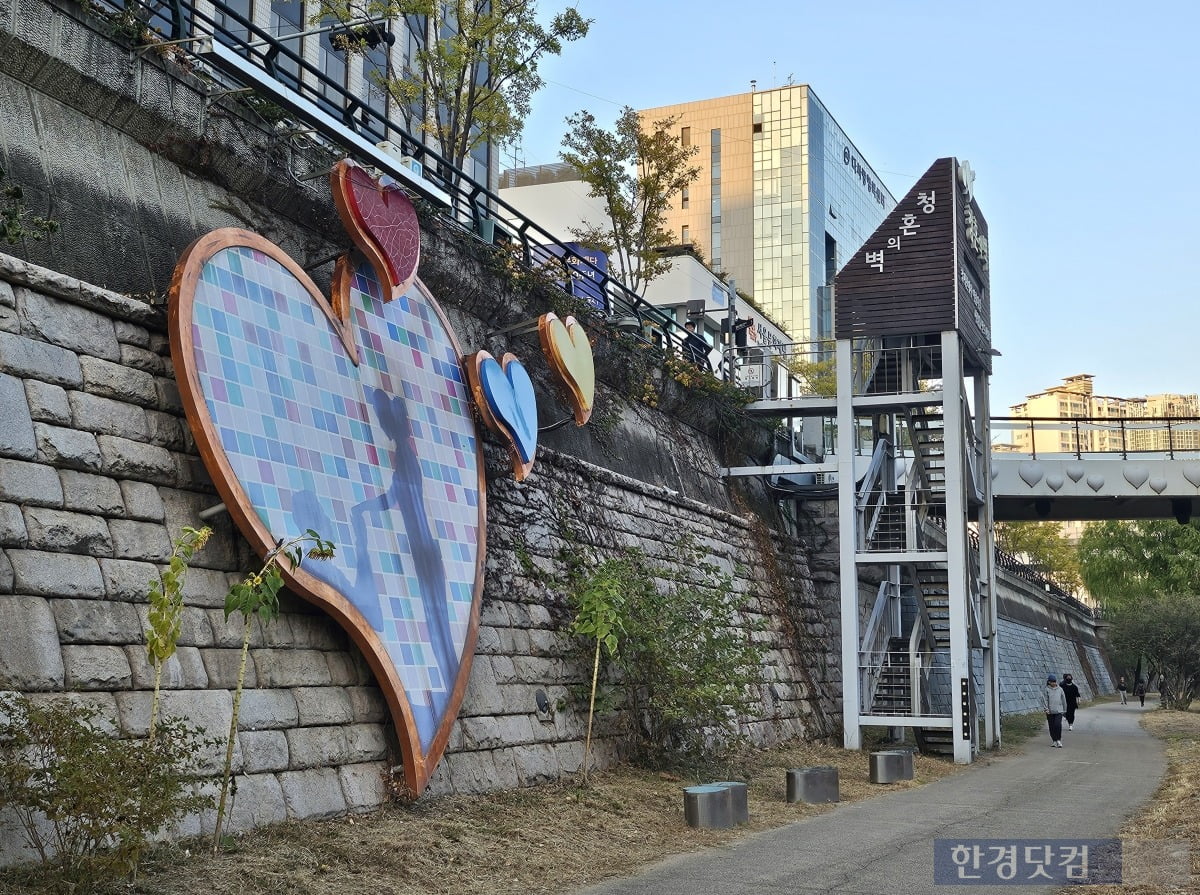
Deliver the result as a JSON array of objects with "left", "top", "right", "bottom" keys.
[
  {"left": 1077, "top": 520, "right": 1200, "bottom": 613},
  {"left": 994, "top": 521, "right": 1082, "bottom": 594},
  {"left": 2, "top": 166, "right": 59, "bottom": 245},
  {"left": 560, "top": 107, "right": 700, "bottom": 294},
  {"left": 1107, "top": 592, "right": 1200, "bottom": 709},
  {"left": 313, "top": 0, "right": 590, "bottom": 177}
]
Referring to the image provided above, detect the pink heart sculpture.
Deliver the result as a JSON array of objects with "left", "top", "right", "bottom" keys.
[{"left": 170, "top": 228, "right": 484, "bottom": 796}]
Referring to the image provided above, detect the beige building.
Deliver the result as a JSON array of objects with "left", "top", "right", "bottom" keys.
[
  {"left": 1007, "top": 374, "right": 1200, "bottom": 455},
  {"left": 639, "top": 85, "right": 894, "bottom": 343}
]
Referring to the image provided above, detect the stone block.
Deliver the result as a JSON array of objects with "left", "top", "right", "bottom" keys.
[
  {"left": 510, "top": 742, "right": 560, "bottom": 786},
  {"left": 172, "top": 452, "right": 212, "bottom": 490},
  {"left": 288, "top": 612, "right": 347, "bottom": 650},
  {"left": 155, "top": 375, "right": 183, "bottom": 414},
  {"left": 0, "top": 281, "right": 13, "bottom": 308},
  {"left": 238, "top": 688, "right": 299, "bottom": 730},
  {"left": 59, "top": 469, "right": 124, "bottom": 515},
  {"left": 0, "top": 459, "right": 63, "bottom": 507},
  {"left": 285, "top": 726, "right": 350, "bottom": 768},
  {"left": 24, "top": 506, "right": 113, "bottom": 555},
  {"left": 118, "top": 479, "right": 164, "bottom": 521},
  {"left": 462, "top": 656, "right": 505, "bottom": 714},
  {"left": 78, "top": 354, "right": 157, "bottom": 406},
  {"left": 344, "top": 723, "right": 388, "bottom": 763},
  {"left": 9, "top": 549, "right": 104, "bottom": 597},
  {"left": 252, "top": 649, "right": 333, "bottom": 688},
  {"left": 0, "top": 552, "right": 12, "bottom": 593},
  {"left": 181, "top": 566, "right": 236, "bottom": 609},
  {"left": 68, "top": 391, "right": 149, "bottom": 440},
  {"left": 117, "top": 689, "right": 234, "bottom": 772},
  {"left": 99, "top": 557, "right": 160, "bottom": 601},
  {"left": 278, "top": 767, "right": 347, "bottom": 820},
  {"left": 23, "top": 378, "right": 71, "bottom": 426},
  {"left": 346, "top": 685, "right": 387, "bottom": 723},
  {"left": 339, "top": 762, "right": 388, "bottom": 811},
  {"left": 198, "top": 643, "right": 260, "bottom": 689},
  {"left": 126, "top": 644, "right": 208, "bottom": 690},
  {"left": 0, "top": 372, "right": 35, "bottom": 459},
  {"left": 0, "top": 595, "right": 65, "bottom": 689},
  {"left": 325, "top": 652, "right": 361, "bottom": 686},
  {"left": 53, "top": 597, "right": 139, "bottom": 643},
  {"left": 441, "top": 750, "right": 503, "bottom": 794},
  {"left": 0, "top": 331, "right": 83, "bottom": 387},
  {"left": 16, "top": 288, "right": 119, "bottom": 361},
  {"left": 114, "top": 320, "right": 151, "bottom": 349},
  {"left": 222, "top": 773, "right": 287, "bottom": 833},
  {"left": 34, "top": 422, "right": 102, "bottom": 471},
  {"left": 144, "top": 409, "right": 186, "bottom": 450},
  {"left": 108, "top": 517, "right": 171, "bottom": 561},
  {"left": 294, "top": 686, "right": 354, "bottom": 726},
  {"left": 240, "top": 729, "right": 289, "bottom": 773},
  {"left": 62, "top": 644, "right": 132, "bottom": 689},
  {"left": 96, "top": 434, "right": 175, "bottom": 484},
  {"left": 119, "top": 343, "right": 164, "bottom": 376},
  {"left": 0, "top": 502, "right": 27, "bottom": 547}
]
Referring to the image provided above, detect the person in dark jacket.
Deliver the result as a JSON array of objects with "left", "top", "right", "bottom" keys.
[
  {"left": 1044, "top": 674, "right": 1067, "bottom": 747},
  {"left": 1135, "top": 679, "right": 1147, "bottom": 707},
  {"left": 1061, "top": 673, "right": 1081, "bottom": 730}
]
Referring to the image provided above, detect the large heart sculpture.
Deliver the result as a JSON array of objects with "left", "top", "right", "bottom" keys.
[
  {"left": 169, "top": 228, "right": 483, "bottom": 796},
  {"left": 464, "top": 351, "right": 538, "bottom": 481},
  {"left": 538, "top": 312, "right": 594, "bottom": 425}
]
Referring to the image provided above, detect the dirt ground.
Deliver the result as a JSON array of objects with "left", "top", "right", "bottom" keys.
[
  {"left": 9, "top": 706, "right": 1197, "bottom": 895},
  {"left": 0, "top": 738, "right": 965, "bottom": 895}
]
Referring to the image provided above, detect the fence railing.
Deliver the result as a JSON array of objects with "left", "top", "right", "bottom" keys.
[
  {"left": 100, "top": 0, "right": 715, "bottom": 372},
  {"left": 991, "top": 416, "right": 1200, "bottom": 459}
]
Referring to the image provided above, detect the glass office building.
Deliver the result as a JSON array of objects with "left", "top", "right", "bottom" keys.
[{"left": 641, "top": 85, "right": 894, "bottom": 342}]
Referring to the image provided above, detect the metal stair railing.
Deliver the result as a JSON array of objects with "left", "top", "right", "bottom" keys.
[
  {"left": 856, "top": 436, "right": 895, "bottom": 551},
  {"left": 858, "top": 580, "right": 896, "bottom": 716}
]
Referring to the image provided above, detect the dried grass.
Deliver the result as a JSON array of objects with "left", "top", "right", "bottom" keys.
[
  {"left": 1076, "top": 707, "right": 1200, "bottom": 895},
  {"left": 1, "top": 739, "right": 964, "bottom": 895}
]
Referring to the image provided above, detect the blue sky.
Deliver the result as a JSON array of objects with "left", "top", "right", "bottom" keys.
[{"left": 514, "top": 0, "right": 1199, "bottom": 413}]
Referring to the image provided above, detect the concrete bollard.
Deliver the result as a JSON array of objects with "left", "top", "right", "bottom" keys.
[
  {"left": 869, "top": 750, "right": 913, "bottom": 784},
  {"left": 786, "top": 766, "right": 840, "bottom": 803},
  {"left": 713, "top": 781, "right": 749, "bottom": 823},
  {"left": 683, "top": 784, "right": 733, "bottom": 829}
]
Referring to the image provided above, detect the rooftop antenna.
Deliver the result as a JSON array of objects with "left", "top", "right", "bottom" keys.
[{"left": 750, "top": 79, "right": 757, "bottom": 92}]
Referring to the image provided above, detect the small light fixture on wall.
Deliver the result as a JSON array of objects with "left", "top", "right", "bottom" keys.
[{"left": 534, "top": 688, "right": 553, "bottom": 720}]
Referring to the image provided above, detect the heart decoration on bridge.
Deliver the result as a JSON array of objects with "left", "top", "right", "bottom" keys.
[
  {"left": 1045, "top": 473, "right": 1064, "bottom": 492},
  {"left": 1150, "top": 477, "right": 1168, "bottom": 494},
  {"left": 1183, "top": 463, "right": 1200, "bottom": 488},
  {"left": 1018, "top": 460, "right": 1044, "bottom": 487},
  {"left": 1122, "top": 465, "right": 1149, "bottom": 489},
  {"left": 465, "top": 350, "right": 538, "bottom": 480},
  {"left": 1086, "top": 474, "right": 1106, "bottom": 492},
  {"left": 1065, "top": 463, "right": 1086, "bottom": 483}
]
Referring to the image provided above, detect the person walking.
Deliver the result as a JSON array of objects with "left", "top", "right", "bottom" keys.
[
  {"left": 1045, "top": 674, "right": 1067, "bottom": 747},
  {"left": 1061, "top": 673, "right": 1081, "bottom": 730},
  {"left": 1135, "top": 679, "right": 1147, "bottom": 707},
  {"left": 1117, "top": 676, "right": 1128, "bottom": 705}
]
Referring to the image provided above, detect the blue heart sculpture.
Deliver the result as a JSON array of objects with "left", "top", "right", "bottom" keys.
[
  {"left": 478, "top": 353, "right": 538, "bottom": 463},
  {"left": 170, "top": 229, "right": 484, "bottom": 795}
]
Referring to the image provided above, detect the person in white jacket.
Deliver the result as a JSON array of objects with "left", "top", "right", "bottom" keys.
[{"left": 1044, "top": 674, "right": 1067, "bottom": 747}]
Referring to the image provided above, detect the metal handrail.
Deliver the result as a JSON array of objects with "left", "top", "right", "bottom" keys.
[
  {"left": 101, "top": 0, "right": 717, "bottom": 373},
  {"left": 991, "top": 416, "right": 1200, "bottom": 460}
]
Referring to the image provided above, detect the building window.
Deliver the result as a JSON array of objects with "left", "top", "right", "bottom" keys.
[
  {"left": 681, "top": 187, "right": 689, "bottom": 209},
  {"left": 270, "top": 0, "right": 303, "bottom": 91},
  {"left": 681, "top": 126, "right": 691, "bottom": 148},
  {"left": 682, "top": 225, "right": 690, "bottom": 243}
]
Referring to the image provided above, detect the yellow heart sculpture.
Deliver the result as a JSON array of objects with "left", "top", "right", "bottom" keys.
[{"left": 538, "top": 312, "right": 595, "bottom": 425}]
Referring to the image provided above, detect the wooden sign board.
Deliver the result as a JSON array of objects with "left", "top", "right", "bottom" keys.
[{"left": 834, "top": 157, "right": 992, "bottom": 372}]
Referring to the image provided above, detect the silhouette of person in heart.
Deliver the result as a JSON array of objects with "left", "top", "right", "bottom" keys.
[{"left": 290, "top": 385, "right": 459, "bottom": 739}]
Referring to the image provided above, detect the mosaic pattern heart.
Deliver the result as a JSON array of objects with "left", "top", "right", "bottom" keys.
[{"left": 169, "top": 229, "right": 484, "bottom": 795}]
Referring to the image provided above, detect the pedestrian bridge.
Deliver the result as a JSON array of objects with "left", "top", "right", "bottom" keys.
[{"left": 990, "top": 417, "right": 1200, "bottom": 522}]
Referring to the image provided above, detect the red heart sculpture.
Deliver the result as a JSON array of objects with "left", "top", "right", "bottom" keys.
[{"left": 332, "top": 159, "right": 421, "bottom": 302}]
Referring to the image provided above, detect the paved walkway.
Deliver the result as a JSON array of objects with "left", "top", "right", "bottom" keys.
[{"left": 577, "top": 701, "right": 1166, "bottom": 894}]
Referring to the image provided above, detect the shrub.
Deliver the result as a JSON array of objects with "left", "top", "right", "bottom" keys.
[{"left": 0, "top": 693, "right": 215, "bottom": 888}]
